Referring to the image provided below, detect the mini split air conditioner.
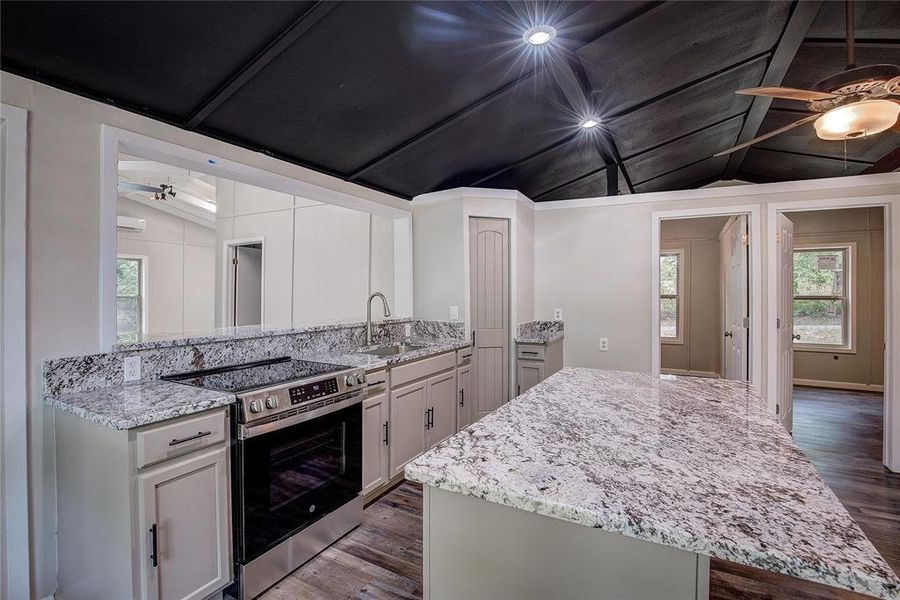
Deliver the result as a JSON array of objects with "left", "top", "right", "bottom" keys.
[{"left": 116, "top": 216, "right": 147, "bottom": 232}]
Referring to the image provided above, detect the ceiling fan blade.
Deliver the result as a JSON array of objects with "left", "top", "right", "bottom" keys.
[
  {"left": 714, "top": 114, "right": 820, "bottom": 157},
  {"left": 118, "top": 181, "right": 164, "bottom": 193},
  {"left": 735, "top": 87, "right": 838, "bottom": 101}
]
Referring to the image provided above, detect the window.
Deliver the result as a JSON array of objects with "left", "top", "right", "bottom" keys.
[
  {"left": 659, "top": 250, "right": 683, "bottom": 343},
  {"left": 792, "top": 246, "right": 851, "bottom": 349},
  {"left": 116, "top": 256, "right": 144, "bottom": 344}
]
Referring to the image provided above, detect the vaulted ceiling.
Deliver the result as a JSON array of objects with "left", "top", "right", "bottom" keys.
[{"left": 2, "top": 1, "right": 898, "bottom": 201}]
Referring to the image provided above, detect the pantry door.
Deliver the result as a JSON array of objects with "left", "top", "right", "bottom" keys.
[{"left": 469, "top": 218, "right": 509, "bottom": 421}]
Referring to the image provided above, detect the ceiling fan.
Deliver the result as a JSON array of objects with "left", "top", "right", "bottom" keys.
[
  {"left": 715, "top": 0, "right": 899, "bottom": 157},
  {"left": 118, "top": 181, "right": 177, "bottom": 201}
]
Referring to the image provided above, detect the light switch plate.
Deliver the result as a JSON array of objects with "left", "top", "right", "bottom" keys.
[
  {"left": 599, "top": 337, "right": 609, "bottom": 352},
  {"left": 554, "top": 308, "right": 563, "bottom": 320},
  {"left": 449, "top": 305, "right": 459, "bottom": 320},
  {"left": 123, "top": 356, "right": 141, "bottom": 382}
]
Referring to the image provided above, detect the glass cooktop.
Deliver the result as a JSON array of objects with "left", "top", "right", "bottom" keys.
[{"left": 163, "top": 357, "right": 352, "bottom": 394}]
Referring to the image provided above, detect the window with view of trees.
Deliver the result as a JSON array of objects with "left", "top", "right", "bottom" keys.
[
  {"left": 116, "top": 256, "right": 144, "bottom": 344},
  {"left": 660, "top": 251, "right": 682, "bottom": 342},
  {"left": 793, "top": 246, "right": 850, "bottom": 348}
]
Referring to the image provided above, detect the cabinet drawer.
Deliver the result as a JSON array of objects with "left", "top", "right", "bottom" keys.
[
  {"left": 135, "top": 408, "right": 228, "bottom": 469},
  {"left": 517, "top": 345, "right": 545, "bottom": 361},
  {"left": 366, "top": 369, "right": 389, "bottom": 395},
  {"left": 391, "top": 352, "right": 456, "bottom": 388},
  {"left": 456, "top": 346, "right": 474, "bottom": 366}
]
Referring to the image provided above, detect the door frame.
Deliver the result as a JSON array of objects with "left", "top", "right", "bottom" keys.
[
  {"left": 651, "top": 205, "right": 763, "bottom": 392},
  {"left": 0, "top": 102, "right": 30, "bottom": 599},
  {"left": 221, "top": 236, "right": 266, "bottom": 328},
  {"left": 767, "top": 194, "right": 899, "bottom": 472}
]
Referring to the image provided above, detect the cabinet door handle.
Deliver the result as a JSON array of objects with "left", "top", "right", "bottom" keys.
[
  {"left": 517, "top": 385, "right": 521, "bottom": 395},
  {"left": 383, "top": 421, "right": 389, "bottom": 446},
  {"left": 169, "top": 430, "right": 212, "bottom": 446},
  {"left": 427, "top": 407, "right": 434, "bottom": 429},
  {"left": 424, "top": 409, "right": 430, "bottom": 430},
  {"left": 459, "top": 389, "right": 464, "bottom": 407},
  {"left": 149, "top": 523, "right": 159, "bottom": 568}
]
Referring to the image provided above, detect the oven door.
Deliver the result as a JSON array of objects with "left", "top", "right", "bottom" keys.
[{"left": 235, "top": 401, "right": 362, "bottom": 563}]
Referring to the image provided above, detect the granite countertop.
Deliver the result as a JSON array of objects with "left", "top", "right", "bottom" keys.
[
  {"left": 405, "top": 368, "right": 900, "bottom": 599},
  {"left": 515, "top": 320, "right": 563, "bottom": 344},
  {"left": 45, "top": 380, "right": 235, "bottom": 430},
  {"left": 45, "top": 338, "right": 470, "bottom": 429}
]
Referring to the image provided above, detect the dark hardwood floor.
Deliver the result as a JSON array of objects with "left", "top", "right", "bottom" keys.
[{"left": 263, "top": 386, "right": 899, "bottom": 600}]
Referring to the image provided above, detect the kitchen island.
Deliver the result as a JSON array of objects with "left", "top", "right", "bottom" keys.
[{"left": 405, "top": 368, "right": 900, "bottom": 600}]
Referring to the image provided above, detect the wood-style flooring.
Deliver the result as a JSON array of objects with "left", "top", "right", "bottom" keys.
[{"left": 262, "top": 386, "right": 899, "bottom": 600}]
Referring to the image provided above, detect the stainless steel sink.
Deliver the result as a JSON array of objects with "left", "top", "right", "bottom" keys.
[{"left": 361, "top": 343, "right": 424, "bottom": 357}]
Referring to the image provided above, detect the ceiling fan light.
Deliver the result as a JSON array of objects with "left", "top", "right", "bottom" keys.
[
  {"left": 814, "top": 99, "right": 900, "bottom": 141},
  {"left": 580, "top": 118, "right": 600, "bottom": 129},
  {"left": 523, "top": 25, "right": 556, "bottom": 46}
]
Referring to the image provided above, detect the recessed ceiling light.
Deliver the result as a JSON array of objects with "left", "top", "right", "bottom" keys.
[
  {"left": 523, "top": 25, "right": 556, "bottom": 46},
  {"left": 580, "top": 118, "right": 600, "bottom": 129}
]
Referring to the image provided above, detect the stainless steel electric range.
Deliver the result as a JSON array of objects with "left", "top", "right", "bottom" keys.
[{"left": 164, "top": 356, "right": 367, "bottom": 600}]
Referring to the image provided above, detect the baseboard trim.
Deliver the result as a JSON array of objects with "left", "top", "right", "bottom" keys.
[
  {"left": 661, "top": 368, "right": 720, "bottom": 379},
  {"left": 793, "top": 378, "right": 884, "bottom": 393}
]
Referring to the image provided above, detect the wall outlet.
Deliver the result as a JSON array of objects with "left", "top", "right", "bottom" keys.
[
  {"left": 599, "top": 337, "right": 609, "bottom": 352},
  {"left": 554, "top": 308, "right": 563, "bottom": 320},
  {"left": 404, "top": 323, "right": 412, "bottom": 337},
  {"left": 123, "top": 356, "right": 141, "bottom": 382},
  {"left": 449, "top": 305, "right": 459, "bottom": 320}
]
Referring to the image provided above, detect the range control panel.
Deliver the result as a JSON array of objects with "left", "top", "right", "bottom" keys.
[{"left": 289, "top": 378, "right": 339, "bottom": 405}]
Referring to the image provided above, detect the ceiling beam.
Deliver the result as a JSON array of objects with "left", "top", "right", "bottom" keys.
[
  {"left": 184, "top": 1, "right": 340, "bottom": 129},
  {"left": 722, "top": 0, "right": 825, "bottom": 180},
  {"left": 860, "top": 147, "right": 900, "bottom": 174}
]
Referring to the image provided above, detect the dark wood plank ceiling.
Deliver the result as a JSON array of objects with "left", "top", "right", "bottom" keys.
[{"left": 2, "top": 1, "right": 897, "bottom": 201}]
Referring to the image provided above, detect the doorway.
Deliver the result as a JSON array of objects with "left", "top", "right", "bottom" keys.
[
  {"left": 225, "top": 240, "right": 264, "bottom": 327},
  {"left": 656, "top": 213, "right": 754, "bottom": 383},
  {"left": 469, "top": 217, "right": 510, "bottom": 421}
]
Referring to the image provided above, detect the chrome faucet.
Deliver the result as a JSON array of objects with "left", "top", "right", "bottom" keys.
[{"left": 366, "top": 292, "right": 392, "bottom": 346}]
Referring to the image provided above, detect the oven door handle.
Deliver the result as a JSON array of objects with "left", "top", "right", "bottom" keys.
[{"left": 239, "top": 391, "right": 365, "bottom": 439}]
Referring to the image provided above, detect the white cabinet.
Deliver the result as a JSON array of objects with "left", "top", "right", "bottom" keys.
[
  {"left": 426, "top": 370, "right": 456, "bottom": 448},
  {"left": 516, "top": 339, "right": 563, "bottom": 395},
  {"left": 362, "top": 391, "right": 390, "bottom": 495},
  {"left": 457, "top": 363, "right": 472, "bottom": 430},
  {"left": 137, "top": 446, "right": 231, "bottom": 600},
  {"left": 517, "top": 361, "right": 544, "bottom": 394},
  {"left": 389, "top": 380, "right": 428, "bottom": 479}
]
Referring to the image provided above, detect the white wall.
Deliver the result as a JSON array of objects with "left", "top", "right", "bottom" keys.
[
  {"left": 117, "top": 197, "right": 215, "bottom": 336},
  {"left": 215, "top": 179, "right": 398, "bottom": 328},
  {"left": 1, "top": 72, "right": 409, "bottom": 599}
]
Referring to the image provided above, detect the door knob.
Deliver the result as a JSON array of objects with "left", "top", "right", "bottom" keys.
[
  {"left": 792, "top": 334, "right": 801, "bottom": 341},
  {"left": 724, "top": 331, "right": 733, "bottom": 338}
]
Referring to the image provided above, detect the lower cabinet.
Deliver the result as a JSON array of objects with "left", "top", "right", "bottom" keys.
[
  {"left": 362, "top": 391, "right": 390, "bottom": 495},
  {"left": 137, "top": 445, "right": 231, "bottom": 600},
  {"left": 517, "top": 361, "right": 544, "bottom": 394},
  {"left": 426, "top": 370, "right": 457, "bottom": 448},
  {"left": 389, "top": 379, "right": 428, "bottom": 479}
]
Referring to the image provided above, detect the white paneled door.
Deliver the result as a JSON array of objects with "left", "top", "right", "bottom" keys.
[
  {"left": 469, "top": 218, "right": 509, "bottom": 421},
  {"left": 777, "top": 213, "right": 795, "bottom": 432},
  {"left": 722, "top": 215, "right": 749, "bottom": 382}
]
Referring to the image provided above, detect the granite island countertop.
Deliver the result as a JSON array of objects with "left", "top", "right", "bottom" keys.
[
  {"left": 405, "top": 368, "right": 900, "bottom": 599},
  {"left": 45, "top": 337, "right": 470, "bottom": 429}
]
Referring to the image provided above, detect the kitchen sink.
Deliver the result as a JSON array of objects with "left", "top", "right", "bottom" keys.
[{"left": 361, "top": 343, "right": 424, "bottom": 357}]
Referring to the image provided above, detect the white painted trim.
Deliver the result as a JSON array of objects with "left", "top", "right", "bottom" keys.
[
  {"left": 100, "top": 125, "right": 413, "bottom": 349},
  {"left": 0, "top": 102, "right": 30, "bottom": 600},
  {"left": 651, "top": 204, "right": 762, "bottom": 394},
  {"left": 766, "top": 194, "right": 898, "bottom": 472},
  {"left": 412, "top": 187, "right": 523, "bottom": 206},
  {"left": 536, "top": 172, "right": 900, "bottom": 211},
  {"left": 221, "top": 237, "right": 266, "bottom": 328},
  {"left": 794, "top": 379, "right": 884, "bottom": 393},
  {"left": 659, "top": 248, "right": 684, "bottom": 346}
]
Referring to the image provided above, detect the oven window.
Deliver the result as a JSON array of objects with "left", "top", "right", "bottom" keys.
[
  {"left": 237, "top": 404, "right": 362, "bottom": 561},
  {"left": 268, "top": 421, "right": 346, "bottom": 510}
]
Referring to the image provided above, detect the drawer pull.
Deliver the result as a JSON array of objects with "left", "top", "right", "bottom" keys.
[
  {"left": 169, "top": 430, "right": 212, "bottom": 446},
  {"left": 367, "top": 380, "right": 386, "bottom": 387},
  {"left": 149, "top": 523, "right": 159, "bottom": 568},
  {"left": 522, "top": 351, "right": 539, "bottom": 355}
]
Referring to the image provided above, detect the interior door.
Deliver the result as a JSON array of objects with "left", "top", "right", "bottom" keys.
[
  {"left": 777, "top": 213, "right": 795, "bottom": 432},
  {"left": 233, "top": 244, "right": 262, "bottom": 326},
  {"left": 469, "top": 218, "right": 509, "bottom": 420},
  {"left": 721, "top": 215, "right": 749, "bottom": 381}
]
